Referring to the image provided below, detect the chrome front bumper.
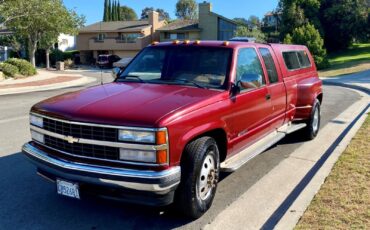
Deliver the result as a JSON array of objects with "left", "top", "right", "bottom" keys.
[{"left": 22, "top": 143, "right": 181, "bottom": 194}]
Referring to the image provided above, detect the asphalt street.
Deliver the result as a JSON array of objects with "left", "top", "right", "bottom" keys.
[{"left": 0, "top": 77, "right": 361, "bottom": 229}]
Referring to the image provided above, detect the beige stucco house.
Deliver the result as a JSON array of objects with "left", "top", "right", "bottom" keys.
[
  {"left": 158, "top": 2, "right": 237, "bottom": 42},
  {"left": 76, "top": 11, "right": 165, "bottom": 64}
]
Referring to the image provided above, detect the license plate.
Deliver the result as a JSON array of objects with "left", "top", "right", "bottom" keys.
[{"left": 57, "top": 179, "right": 80, "bottom": 199}]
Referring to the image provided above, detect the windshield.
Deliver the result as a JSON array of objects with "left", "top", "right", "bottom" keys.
[{"left": 117, "top": 46, "right": 233, "bottom": 89}]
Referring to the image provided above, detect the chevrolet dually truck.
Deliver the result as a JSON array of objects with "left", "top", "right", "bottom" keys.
[{"left": 23, "top": 41, "right": 322, "bottom": 218}]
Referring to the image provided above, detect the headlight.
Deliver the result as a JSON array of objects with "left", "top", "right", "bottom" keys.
[
  {"left": 118, "top": 130, "right": 156, "bottom": 143},
  {"left": 31, "top": 130, "right": 44, "bottom": 143},
  {"left": 30, "top": 114, "right": 43, "bottom": 127},
  {"left": 119, "top": 149, "right": 156, "bottom": 163}
]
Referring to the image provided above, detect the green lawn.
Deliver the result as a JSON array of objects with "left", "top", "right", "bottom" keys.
[
  {"left": 319, "top": 43, "right": 370, "bottom": 78},
  {"left": 328, "top": 43, "right": 370, "bottom": 66},
  {"left": 295, "top": 115, "right": 370, "bottom": 229}
]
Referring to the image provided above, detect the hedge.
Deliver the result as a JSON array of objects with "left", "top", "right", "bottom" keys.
[
  {"left": 0, "top": 62, "right": 19, "bottom": 78},
  {"left": 4, "top": 58, "right": 37, "bottom": 76}
]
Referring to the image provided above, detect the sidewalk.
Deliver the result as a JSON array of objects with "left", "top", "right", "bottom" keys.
[
  {"left": 0, "top": 69, "right": 96, "bottom": 95},
  {"left": 321, "top": 69, "right": 370, "bottom": 94},
  {"left": 205, "top": 70, "right": 370, "bottom": 230}
]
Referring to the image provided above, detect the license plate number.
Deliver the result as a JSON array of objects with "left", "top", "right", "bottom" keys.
[{"left": 57, "top": 179, "right": 80, "bottom": 199}]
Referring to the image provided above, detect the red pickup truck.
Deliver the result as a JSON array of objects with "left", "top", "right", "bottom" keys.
[{"left": 23, "top": 41, "right": 322, "bottom": 218}]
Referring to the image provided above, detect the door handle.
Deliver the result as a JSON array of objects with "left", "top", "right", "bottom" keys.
[{"left": 265, "top": 94, "right": 271, "bottom": 100}]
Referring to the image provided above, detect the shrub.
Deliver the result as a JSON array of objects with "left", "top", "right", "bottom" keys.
[
  {"left": 4, "top": 58, "right": 37, "bottom": 76},
  {"left": 64, "top": 59, "right": 74, "bottom": 69},
  {"left": 0, "top": 62, "right": 19, "bottom": 78},
  {"left": 284, "top": 23, "right": 330, "bottom": 69}
]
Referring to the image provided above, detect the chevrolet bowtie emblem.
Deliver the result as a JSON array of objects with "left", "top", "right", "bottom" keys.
[{"left": 64, "top": 136, "right": 79, "bottom": 144}]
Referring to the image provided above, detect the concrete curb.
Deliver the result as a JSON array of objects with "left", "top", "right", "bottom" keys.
[
  {"left": 0, "top": 76, "right": 96, "bottom": 96},
  {"left": 323, "top": 80, "right": 370, "bottom": 95},
  {"left": 275, "top": 89, "right": 369, "bottom": 229}
]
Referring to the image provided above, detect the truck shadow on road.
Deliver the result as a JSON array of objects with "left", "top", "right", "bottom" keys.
[{"left": 1, "top": 144, "right": 304, "bottom": 230}]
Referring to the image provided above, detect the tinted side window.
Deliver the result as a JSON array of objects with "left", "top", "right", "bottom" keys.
[
  {"left": 283, "top": 52, "right": 300, "bottom": 70},
  {"left": 259, "top": 48, "right": 279, "bottom": 84},
  {"left": 283, "top": 50, "right": 312, "bottom": 70},
  {"left": 236, "top": 48, "right": 265, "bottom": 90},
  {"left": 297, "top": 51, "right": 311, "bottom": 68}
]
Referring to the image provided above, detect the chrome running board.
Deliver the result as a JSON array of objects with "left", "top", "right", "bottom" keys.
[{"left": 220, "top": 122, "right": 307, "bottom": 172}]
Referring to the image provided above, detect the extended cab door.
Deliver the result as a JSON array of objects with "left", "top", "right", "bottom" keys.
[
  {"left": 228, "top": 47, "right": 273, "bottom": 154},
  {"left": 258, "top": 46, "right": 287, "bottom": 129}
]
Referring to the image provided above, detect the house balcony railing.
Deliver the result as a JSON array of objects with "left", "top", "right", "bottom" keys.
[{"left": 88, "top": 36, "right": 152, "bottom": 51}]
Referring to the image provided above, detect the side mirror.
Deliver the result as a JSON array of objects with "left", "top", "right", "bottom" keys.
[
  {"left": 230, "top": 83, "right": 240, "bottom": 98},
  {"left": 112, "top": 67, "right": 124, "bottom": 78},
  {"left": 239, "top": 73, "right": 263, "bottom": 90}
]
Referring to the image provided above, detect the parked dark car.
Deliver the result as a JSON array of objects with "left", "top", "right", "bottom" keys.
[{"left": 97, "top": 54, "right": 121, "bottom": 68}]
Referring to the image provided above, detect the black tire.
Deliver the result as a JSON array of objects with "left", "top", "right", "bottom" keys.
[
  {"left": 174, "top": 136, "right": 220, "bottom": 219},
  {"left": 303, "top": 99, "right": 321, "bottom": 140}
]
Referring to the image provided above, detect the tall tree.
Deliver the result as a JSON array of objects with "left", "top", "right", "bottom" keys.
[
  {"left": 141, "top": 7, "right": 170, "bottom": 21},
  {"left": 3, "top": 0, "right": 84, "bottom": 67},
  {"left": 247, "top": 15, "right": 261, "bottom": 29},
  {"left": 279, "top": 0, "right": 321, "bottom": 38},
  {"left": 120, "top": 6, "right": 138, "bottom": 20},
  {"left": 103, "top": 0, "right": 109, "bottom": 21},
  {"left": 320, "top": 0, "right": 368, "bottom": 51},
  {"left": 108, "top": 0, "right": 112, "bottom": 21},
  {"left": 156, "top": 8, "right": 170, "bottom": 21},
  {"left": 175, "top": 0, "right": 198, "bottom": 20},
  {"left": 117, "top": 1, "right": 121, "bottom": 21}
]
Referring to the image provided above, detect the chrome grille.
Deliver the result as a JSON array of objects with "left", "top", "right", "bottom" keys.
[
  {"left": 42, "top": 117, "right": 119, "bottom": 160},
  {"left": 43, "top": 117, "right": 118, "bottom": 142},
  {"left": 44, "top": 135, "right": 119, "bottom": 161}
]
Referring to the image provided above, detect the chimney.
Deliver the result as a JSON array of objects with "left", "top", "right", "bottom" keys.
[
  {"left": 148, "top": 11, "right": 161, "bottom": 41},
  {"left": 199, "top": 1, "right": 212, "bottom": 15},
  {"left": 148, "top": 11, "right": 160, "bottom": 33}
]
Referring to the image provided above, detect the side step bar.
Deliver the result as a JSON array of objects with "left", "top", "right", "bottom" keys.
[{"left": 220, "top": 123, "right": 307, "bottom": 172}]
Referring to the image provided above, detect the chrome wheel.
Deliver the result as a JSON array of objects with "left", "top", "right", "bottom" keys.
[
  {"left": 197, "top": 152, "right": 217, "bottom": 201},
  {"left": 312, "top": 106, "right": 319, "bottom": 133}
]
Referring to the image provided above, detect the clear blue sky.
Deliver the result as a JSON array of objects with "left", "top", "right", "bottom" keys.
[{"left": 63, "top": 0, "right": 279, "bottom": 25}]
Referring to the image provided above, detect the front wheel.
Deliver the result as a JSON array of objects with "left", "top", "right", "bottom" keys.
[
  {"left": 303, "top": 99, "right": 321, "bottom": 140},
  {"left": 174, "top": 136, "right": 220, "bottom": 219}
]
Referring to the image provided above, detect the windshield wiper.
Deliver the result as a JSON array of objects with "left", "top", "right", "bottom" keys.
[
  {"left": 174, "top": 79, "right": 207, "bottom": 89},
  {"left": 117, "top": 75, "right": 146, "bottom": 83}
]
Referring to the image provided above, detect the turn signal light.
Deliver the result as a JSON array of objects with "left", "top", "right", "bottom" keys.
[{"left": 157, "top": 150, "right": 168, "bottom": 164}]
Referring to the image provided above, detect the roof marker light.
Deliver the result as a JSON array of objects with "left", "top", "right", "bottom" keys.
[
  {"left": 222, "top": 41, "right": 229, "bottom": 46},
  {"left": 172, "top": 40, "right": 180, "bottom": 45},
  {"left": 194, "top": 40, "right": 201, "bottom": 45},
  {"left": 151, "top": 41, "right": 159, "bottom": 46},
  {"left": 183, "top": 40, "right": 190, "bottom": 44}
]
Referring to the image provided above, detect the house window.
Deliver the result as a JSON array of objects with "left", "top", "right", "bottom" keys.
[
  {"left": 218, "top": 19, "right": 237, "bottom": 41},
  {"left": 120, "top": 33, "right": 142, "bottom": 43},
  {"left": 169, "top": 33, "right": 186, "bottom": 40},
  {"left": 97, "top": 33, "right": 106, "bottom": 41}
]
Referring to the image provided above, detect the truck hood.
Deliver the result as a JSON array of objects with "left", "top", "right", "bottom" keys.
[{"left": 32, "top": 82, "right": 223, "bottom": 127}]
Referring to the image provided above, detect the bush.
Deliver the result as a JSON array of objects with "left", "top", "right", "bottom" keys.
[
  {"left": 0, "top": 62, "right": 19, "bottom": 78},
  {"left": 4, "top": 58, "right": 37, "bottom": 76},
  {"left": 64, "top": 59, "right": 74, "bottom": 69},
  {"left": 284, "top": 23, "right": 330, "bottom": 69}
]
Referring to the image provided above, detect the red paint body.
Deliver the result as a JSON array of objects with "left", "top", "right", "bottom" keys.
[{"left": 32, "top": 41, "right": 322, "bottom": 169}]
